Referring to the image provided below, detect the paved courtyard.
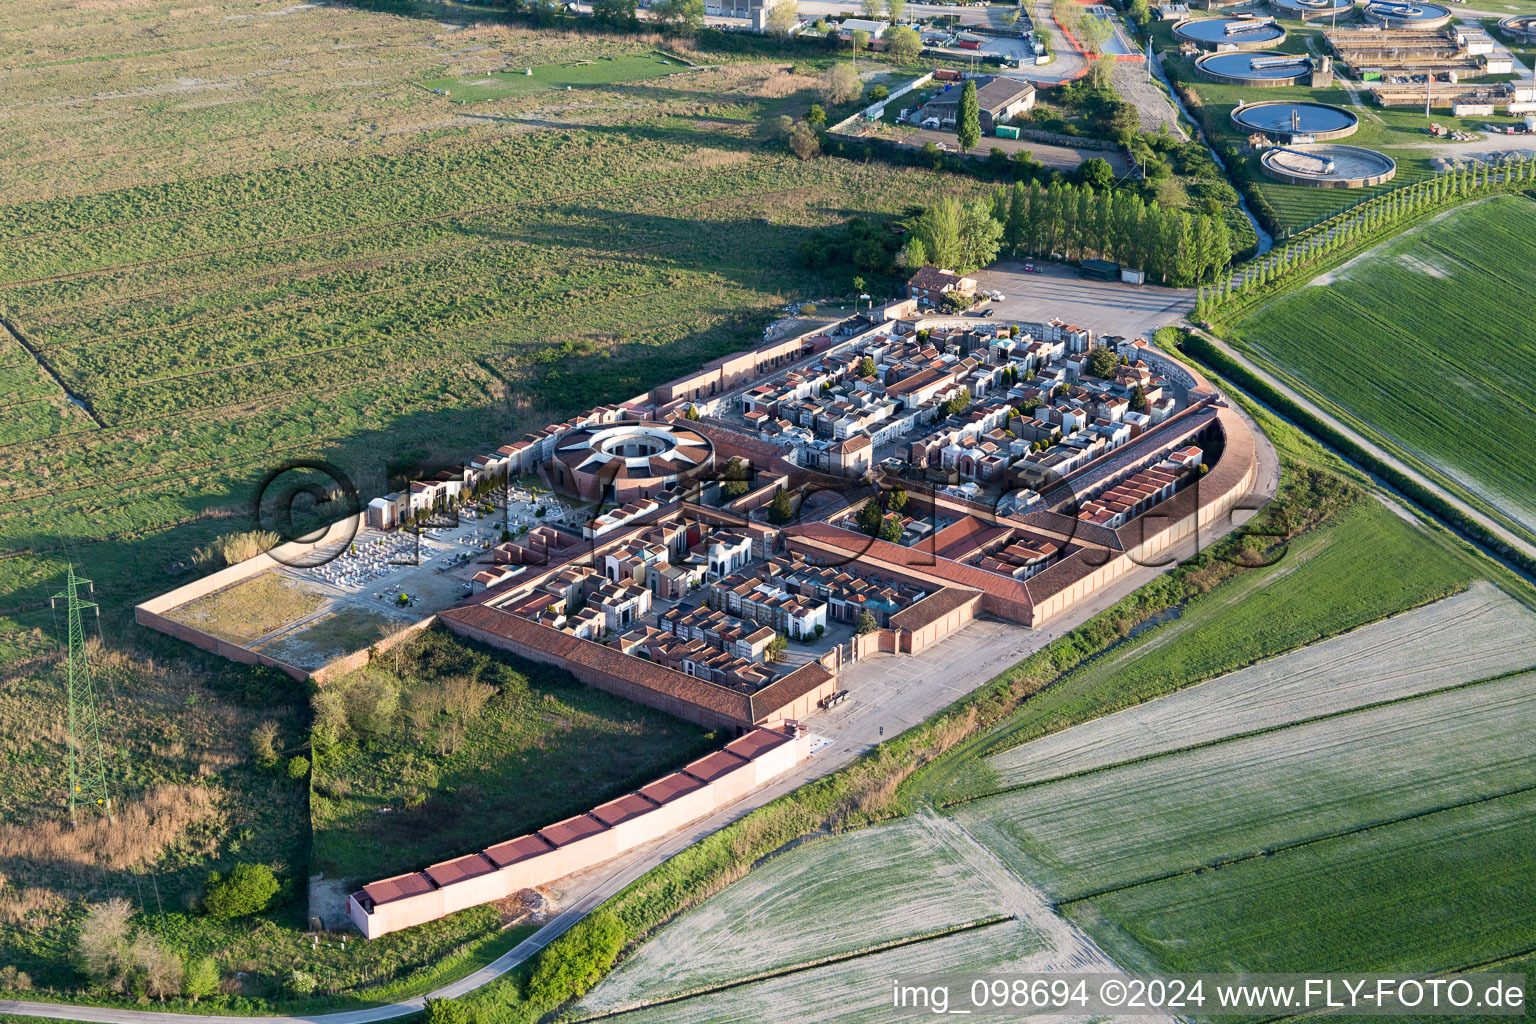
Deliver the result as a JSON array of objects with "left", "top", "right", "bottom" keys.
[{"left": 972, "top": 258, "right": 1196, "bottom": 340}]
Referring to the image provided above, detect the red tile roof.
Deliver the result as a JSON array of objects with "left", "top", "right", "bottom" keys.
[
  {"left": 590, "top": 793, "right": 660, "bottom": 827},
  {"left": 724, "top": 727, "right": 793, "bottom": 761},
  {"left": 539, "top": 813, "right": 609, "bottom": 848},
  {"left": 363, "top": 872, "right": 435, "bottom": 906},
  {"left": 482, "top": 833, "right": 555, "bottom": 867},
  {"left": 638, "top": 771, "right": 708, "bottom": 806},
  {"left": 889, "top": 586, "right": 982, "bottom": 632},
  {"left": 683, "top": 749, "right": 751, "bottom": 783},
  {"left": 439, "top": 603, "right": 756, "bottom": 725},
  {"left": 424, "top": 853, "right": 497, "bottom": 888}
]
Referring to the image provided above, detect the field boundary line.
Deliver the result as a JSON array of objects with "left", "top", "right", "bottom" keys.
[
  {"left": 1056, "top": 777, "right": 1536, "bottom": 908},
  {"left": 566, "top": 914, "right": 1016, "bottom": 1022},
  {"left": 0, "top": 314, "right": 101, "bottom": 428},
  {"left": 940, "top": 664, "right": 1536, "bottom": 809},
  {"left": 1227, "top": 333, "right": 1536, "bottom": 551},
  {"left": 1177, "top": 327, "right": 1536, "bottom": 578},
  {"left": 1235, "top": 944, "right": 1536, "bottom": 1024}
]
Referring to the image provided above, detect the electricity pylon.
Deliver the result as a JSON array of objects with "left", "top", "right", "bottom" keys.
[{"left": 51, "top": 565, "right": 112, "bottom": 826}]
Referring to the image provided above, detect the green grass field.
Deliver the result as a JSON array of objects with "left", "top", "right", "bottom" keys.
[
  {"left": 910, "top": 496, "right": 1483, "bottom": 802},
  {"left": 1070, "top": 787, "right": 1536, "bottom": 976},
  {"left": 310, "top": 628, "right": 716, "bottom": 884},
  {"left": 1229, "top": 195, "right": 1536, "bottom": 531},
  {"left": 169, "top": 574, "right": 326, "bottom": 645},
  {"left": 420, "top": 53, "right": 693, "bottom": 101},
  {"left": 953, "top": 670, "right": 1536, "bottom": 898}
]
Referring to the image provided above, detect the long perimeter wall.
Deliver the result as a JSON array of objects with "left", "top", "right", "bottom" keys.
[{"left": 347, "top": 727, "right": 811, "bottom": 938}]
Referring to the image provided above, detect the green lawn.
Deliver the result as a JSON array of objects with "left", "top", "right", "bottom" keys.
[
  {"left": 1229, "top": 195, "right": 1536, "bottom": 531},
  {"left": 419, "top": 53, "right": 694, "bottom": 101}
]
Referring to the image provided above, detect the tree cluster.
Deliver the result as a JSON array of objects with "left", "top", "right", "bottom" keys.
[
  {"left": 989, "top": 179, "right": 1233, "bottom": 287},
  {"left": 797, "top": 215, "right": 904, "bottom": 278},
  {"left": 1085, "top": 346, "right": 1120, "bottom": 379},
  {"left": 75, "top": 899, "right": 199, "bottom": 1000},
  {"left": 906, "top": 197, "right": 1004, "bottom": 275}
]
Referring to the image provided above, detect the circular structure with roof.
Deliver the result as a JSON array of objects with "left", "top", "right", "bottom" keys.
[
  {"left": 1362, "top": 0, "right": 1452, "bottom": 29},
  {"left": 1269, "top": 0, "right": 1354, "bottom": 20},
  {"left": 1174, "top": 16, "right": 1287, "bottom": 49},
  {"left": 1197, "top": 50, "right": 1315, "bottom": 86},
  {"left": 1231, "top": 99, "right": 1359, "bottom": 141},
  {"left": 1260, "top": 144, "right": 1396, "bottom": 187},
  {"left": 550, "top": 421, "right": 714, "bottom": 501},
  {"left": 1498, "top": 14, "right": 1536, "bottom": 42}
]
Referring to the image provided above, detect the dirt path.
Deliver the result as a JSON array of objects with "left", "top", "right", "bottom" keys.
[{"left": 919, "top": 814, "right": 1179, "bottom": 1020}]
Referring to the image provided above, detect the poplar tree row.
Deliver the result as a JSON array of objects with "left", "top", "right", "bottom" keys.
[
  {"left": 987, "top": 179, "right": 1235, "bottom": 288},
  {"left": 1200, "top": 156, "right": 1536, "bottom": 318}
]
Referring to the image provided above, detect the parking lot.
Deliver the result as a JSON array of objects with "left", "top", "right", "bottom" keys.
[{"left": 970, "top": 258, "right": 1195, "bottom": 340}]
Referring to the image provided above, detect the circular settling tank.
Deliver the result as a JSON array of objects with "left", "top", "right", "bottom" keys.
[
  {"left": 1268, "top": 0, "right": 1353, "bottom": 20},
  {"left": 1173, "top": 16, "right": 1287, "bottom": 50},
  {"left": 1260, "top": 144, "right": 1396, "bottom": 187},
  {"left": 1197, "top": 51, "right": 1313, "bottom": 86},
  {"left": 1498, "top": 14, "right": 1536, "bottom": 43},
  {"left": 1231, "top": 100, "right": 1359, "bottom": 141},
  {"left": 1362, "top": 1, "right": 1452, "bottom": 29}
]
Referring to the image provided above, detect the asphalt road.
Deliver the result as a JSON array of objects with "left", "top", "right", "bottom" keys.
[{"left": 2, "top": 349, "right": 1280, "bottom": 1024}]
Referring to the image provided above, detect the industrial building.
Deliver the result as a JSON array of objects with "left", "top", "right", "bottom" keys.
[{"left": 915, "top": 75, "right": 1037, "bottom": 132}]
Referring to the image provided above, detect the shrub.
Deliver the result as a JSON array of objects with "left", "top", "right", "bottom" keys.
[
  {"left": 523, "top": 909, "right": 626, "bottom": 1008},
  {"left": 249, "top": 721, "right": 280, "bottom": 766},
  {"left": 75, "top": 899, "right": 181, "bottom": 997},
  {"left": 286, "top": 755, "right": 310, "bottom": 781},
  {"left": 183, "top": 955, "right": 219, "bottom": 1002},
  {"left": 0, "top": 964, "right": 34, "bottom": 991},
  {"left": 424, "top": 997, "right": 472, "bottom": 1024},
  {"left": 202, "top": 863, "right": 279, "bottom": 921}
]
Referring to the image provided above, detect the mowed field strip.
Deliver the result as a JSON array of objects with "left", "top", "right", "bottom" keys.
[
  {"left": 579, "top": 919, "right": 1048, "bottom": 1024},
  {"left": 952, "top": 669, "right": 1536, "bottom": 899},
  {"left": 419, "top": 53, "right": 696, "bottom": 101},
  {"left": 577, "top": 815, "right": 1164, "bottom": 1023},
  {"left": 1068, "top": 786, "right": 1536, "bottom": 976},
  {"left": 581, "top": 818, "right": 1026, "bottom": 1011},
  {"left": 1230, "top": 196, "right": 1536, "bottom": 530},
  {"left": 983, "top": 582, "right": 1536, "bottom": 788}
]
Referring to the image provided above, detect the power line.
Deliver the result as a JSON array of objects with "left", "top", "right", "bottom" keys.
[{"left": 50, "top": 565, "right": 113, "bottom": 827}]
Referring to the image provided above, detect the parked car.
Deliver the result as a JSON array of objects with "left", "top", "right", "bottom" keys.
[{"left": 1023, "top": 263, "right": 1043, "bottom": 274}]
